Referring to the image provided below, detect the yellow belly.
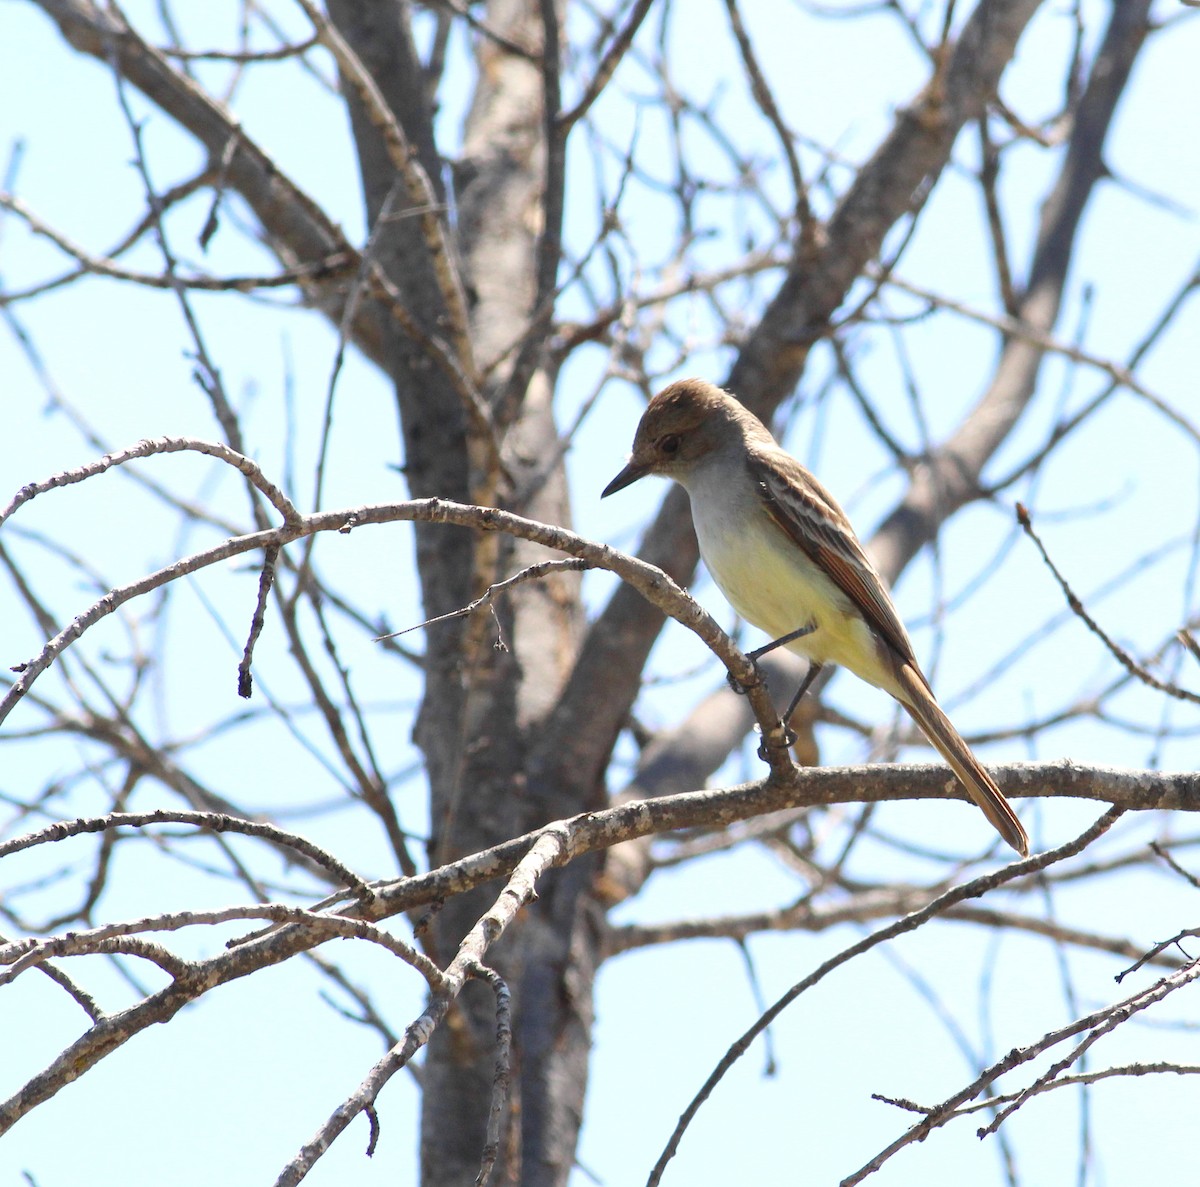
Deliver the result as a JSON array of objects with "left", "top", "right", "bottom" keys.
[{"left": 693, "top": 494, "right": 894, "bottom": 693}]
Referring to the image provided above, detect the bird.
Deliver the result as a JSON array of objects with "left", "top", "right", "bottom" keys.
[{"left": 602, "top": 377, "right": 1029, "bottom": 857}]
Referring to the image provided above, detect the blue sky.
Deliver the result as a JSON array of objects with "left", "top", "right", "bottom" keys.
[{"left": 3, "top": 2, "right": 1200, "bottom": 1184}]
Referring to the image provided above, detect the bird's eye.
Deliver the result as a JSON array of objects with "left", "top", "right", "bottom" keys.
[{"left": 659, "top": 434, "right": 680, "bottom": 455}]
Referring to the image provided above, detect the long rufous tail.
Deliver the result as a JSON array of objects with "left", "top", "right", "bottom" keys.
[{"left": 893, "top": 664, "right": 1029, "bottom": 857}]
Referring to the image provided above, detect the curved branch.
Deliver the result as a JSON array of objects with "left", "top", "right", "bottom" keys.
[
  {"left": 0, "top": 435, "right": 301, "bottom": 528},
  {"left": 0, "top": 487, "right": 790, "bottom": 763},
  {"left": 0, "top": 810, "right": 372, "bottom": 898}
]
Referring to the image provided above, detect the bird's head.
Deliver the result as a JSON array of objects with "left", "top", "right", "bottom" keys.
[{"left": 601, "top": 378, "right": 747, "bottom": 496}]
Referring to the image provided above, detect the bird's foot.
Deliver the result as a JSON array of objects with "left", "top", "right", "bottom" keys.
[
  {"left": 757, "top": 723, "right": 797, "bottom": 761},
  {"left": 726, "top": 656, "right": 765, "bottom": 697}
]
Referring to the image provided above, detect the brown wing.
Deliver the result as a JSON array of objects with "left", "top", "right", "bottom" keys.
[{"left": 748, "top": 444, "right": 922, "bottom": 672}]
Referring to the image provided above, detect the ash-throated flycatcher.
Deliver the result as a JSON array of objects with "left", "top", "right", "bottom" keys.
[{"left": 602, "top": 378, "right": 1029, "bottom": 857}]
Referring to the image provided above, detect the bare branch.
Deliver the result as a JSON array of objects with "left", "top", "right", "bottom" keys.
[
  {"left": 1017, "top": 503, "right": 1200, "bottom": 705},
  {"left": 0, "top": 809, "right": 374, "bottom": 898},
  {"left": 0, "top": 436, "right": 300, "bottom": 528},
  {"left": 380, "top": 558, "right": 592, "bottom": 642},
  {"left": 0, "top": 485, "right": 795, "bottom": 764},
  {"left": 0, "top": 902, "right": 445, "bottom": 991},
  {"left": 558, "top": 0, "right": 654, "bottom": 131},
  {"left": 468, "top": 961, "right": 515, "bottom": 1187}
]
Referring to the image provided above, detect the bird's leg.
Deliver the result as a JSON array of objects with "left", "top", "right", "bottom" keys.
[
  {"left": 748, "top": 620, "right": 818, "bottom": 664},
  {"left": 782, "top": 661, "right": 824, "bottom": 725},
  {"left": 756, "top": 661, "right": 825, "bottom": 760},
  {"left": 727, "top": 620, "right": 817, "bottom": 696}
]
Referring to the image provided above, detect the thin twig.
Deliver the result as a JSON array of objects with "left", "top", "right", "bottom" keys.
[
  {"left": 558, "top": 0, "right": 654, "bottom": 131},
  {"left": 1017, "top": 503, "right": 1200, "bottom": 705},
  {"left": 378, "top": 558, "right": 592, "bottom": 642},
  {"left": 0, "top": 436, "right": 300, "bottom": 529},
  {"left": 1177, "top": 630, "right": 1200, "bottom": 666},
  {"left": 0, "top": 191, "right": 354, "bottom": 299},
  {"left": 0, "top": 903, "right": 445, "bottom": 992},
  {"left": 0, "top": 810, "right": 373, "bottom": 899},
  {"left": 237, "top": 543, "right": 280, "bottom": 699},
  {"left": 975, "top": 960, "right": 1200, "bottom": 1139},
  {"left": 157, "top": 34, "right": 320, "bottom": 62},
  {"left": 468, "top": 961, "right": 514, "bottom": 1187}
]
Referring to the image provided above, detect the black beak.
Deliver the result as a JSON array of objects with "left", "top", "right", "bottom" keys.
[{"left": 601, "top": 459, "right": 649, "bottom": 498}]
